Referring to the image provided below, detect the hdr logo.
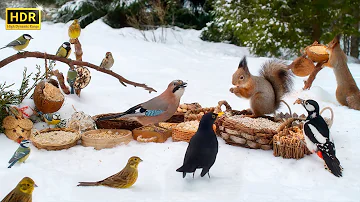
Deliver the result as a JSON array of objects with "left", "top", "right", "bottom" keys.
[{"left": 5, "top": 8, "right": 41, "bottom": 30}]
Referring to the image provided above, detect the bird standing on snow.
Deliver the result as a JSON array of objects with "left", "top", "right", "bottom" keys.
[
  {"left": 68, "top": 19, "right": 81, "bottom": 40},
  {"left": 97, "top": 80, "right": 187, "bottom": 125},
  {"left": 8, "top": 140, "right": 31, "bottom": 168},
  {"left": 296, "top": 98, "right": 343, "bottom": 177},
  {"left": 77, "top": 156, "right": 143, "bottom": 188},
  {"left": 0, "top": 34, "right": 33, "bottom": 52},
  {"left": 1, "top": 177, "right": 37, "bottom": 202},
  {"left": 176, "top": 112, "right": 223, "bottom": 178},
  {"left": 100, "top": 52, "right": 114, "bottom": 70},
  {"left": 50, "top": 42, "right": 72, "bottom": 65}
]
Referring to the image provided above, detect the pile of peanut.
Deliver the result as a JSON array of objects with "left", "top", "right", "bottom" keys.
[
  {"left": 177, "top": 103, "right": 202, "bottom": 113},
  {"left": 175, "top": 121, "right": 199, "bottom": 132}
]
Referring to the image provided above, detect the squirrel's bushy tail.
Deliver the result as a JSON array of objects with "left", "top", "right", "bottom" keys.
[{"left": 260, "top": 60, "right": 293, "bottom": 109}]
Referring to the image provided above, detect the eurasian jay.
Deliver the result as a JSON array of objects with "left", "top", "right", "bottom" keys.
[{"left": 97, "top": 80, "right": 187, "bottom": 125}]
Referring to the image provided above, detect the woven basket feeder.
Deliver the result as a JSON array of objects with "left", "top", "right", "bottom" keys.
[
  {"left": 303, "top": 41, "right": 329, "bottom": 63},
  {"left": 273, "top": 106, "right": 334, "bottom": 159},
  {"left": 214, "top": 100, "right": 283, "bottom": 150},
  {"left": 184, "top": 107, "right": 216, "bottom": 122},
  {"left": 82, "top": 129, "right": 132, "bottom": 150},
  {"left": 172, "top": 121, "right": 217, "bottom": 142},
  {"left": 30, "top": 128, "right": 81, "bottom": 151}
]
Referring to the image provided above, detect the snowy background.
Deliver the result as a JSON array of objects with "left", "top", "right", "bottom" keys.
[{"left": 0, "top": 19, "right": 359, "bottom": 202}]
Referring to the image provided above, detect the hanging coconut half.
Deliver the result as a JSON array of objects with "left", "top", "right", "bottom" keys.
[
  {"left": 304, "top": 41, "right": 329, "bottom": 63},
  {"left": 73, "top": 66, "right": 91, "bottom": 90},
  {"left": 33, "top": 79, "right": 64, "bottom": 114},
  {"left": 288, "top": 55, "right": 316, "bottom": 77}
]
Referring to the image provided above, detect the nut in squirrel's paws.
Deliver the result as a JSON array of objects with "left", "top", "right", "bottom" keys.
[
  {"left": 294, "top": 98, "right": 304, "bottom": 105},
  {"left": 229, "top": 87, "right": 235, "bottom": 93}
]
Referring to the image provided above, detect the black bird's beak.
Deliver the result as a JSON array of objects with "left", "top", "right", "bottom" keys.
[{"left": 217, "top": 112, "right": 224, "bottom": 117}]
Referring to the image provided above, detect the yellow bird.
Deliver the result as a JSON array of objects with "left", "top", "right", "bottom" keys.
[
  {"left": 0, "top": 34, "right": 33, "bottom": 52},
  {"left": 77, "top": 156, "right": 143, "bottom": 188},
  {"left": 1, "top": 177, "right": 37, "bottom": 202},
  {"left": 68, "top": 19, "right": 81, "bottom": 40}
]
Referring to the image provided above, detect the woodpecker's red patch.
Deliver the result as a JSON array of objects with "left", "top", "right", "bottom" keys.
[{"left": 317, "top": 151, "right": 323, "bottom": 159}]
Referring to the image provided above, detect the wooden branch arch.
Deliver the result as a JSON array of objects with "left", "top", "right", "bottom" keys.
[{"left": 0, "top": 51, "right": 157, "bottom": 93}]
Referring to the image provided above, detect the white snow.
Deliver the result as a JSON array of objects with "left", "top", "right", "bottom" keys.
[{"left": 0, "top": 19, "right": 360, "bottom": 202}]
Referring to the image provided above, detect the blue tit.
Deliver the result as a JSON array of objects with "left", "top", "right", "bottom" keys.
[
  {"left": 0, "top": 34, "right": 33, "bottom": 52},
  {"left": 67, "top": 68, "right": 78, "bottom": 94},
  {"left": 43, "top": 112, "right": 61, "bottom": 126},
  {"left": 8, "top": 140, "right": 31, "bottom": 168},
  {"left": 50, "top": 42, "right": 72, "bottom": 65}
]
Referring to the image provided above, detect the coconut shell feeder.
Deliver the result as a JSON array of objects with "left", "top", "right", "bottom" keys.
[
  {"left": 288, "top": 55, "right": 316, "bottom": 77},
  {"left": 303, "top": 41, "right": 329, "bottom": 63},
  {"left": 33, "top": 79, "right": 64, "bottom": 114}
]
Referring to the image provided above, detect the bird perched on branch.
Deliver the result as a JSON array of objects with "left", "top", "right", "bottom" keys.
[
  {"left": 67, "top": 68, "right": 78, "bottom": 94},
  {"left": 0, "top": 34, "right": 33, "bottom": 52},
  {"left": 176, "top": 112, "right": 223, "bottom": 178},
  {"left": 296, "top": 98, "right": 343, "bottom": 177},
  {"left": 100, "top": 52, "right": 114, "bottom": 70},
  {"left": 68, "top": 19, "right": 81, "bottom": 41},
  {"left": 8, "top": 140, "right": 31, "bottom": 168},
  {"left": 1, "top": 177, "right": 37, "bottom": 202},
  {"left": 97, "top": 80, "right": 187, "bottom": 125},
  {"left": 77, "top": 156, "right": 143, "bottom": 188},
  {"left": 50, "top": 42, "right": 72, "bottom": 65}
]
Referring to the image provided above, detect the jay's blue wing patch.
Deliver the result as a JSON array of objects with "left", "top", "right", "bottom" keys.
[{"left": 144, "top": 110, "right": 164, "bottom": 116}]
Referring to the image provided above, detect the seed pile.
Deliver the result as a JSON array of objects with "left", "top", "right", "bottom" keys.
[
  {"left": 84, "top": 130, "right": 128, "bottom": 139},
  {"left": 175, "top": 121, "right": 199, "bottom": 132},
  {"left": 43, "top": 82, "right": 64, "bottom": 101},
  {"left": 33, "top": 131, "right": 78, "bottom": 145},
  {"left": 229, "top": 116, "right": 281, "bottom": 131},
  {"left": 177, "top": 103, "right": 202, "bottom": 113}
]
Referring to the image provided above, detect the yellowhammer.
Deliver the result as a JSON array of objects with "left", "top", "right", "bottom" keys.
[
  {"left": 68, "top": 19, "right": 81, "bottom": 40},
  {"left": 1, "top": 177, "right": 37, "bottom": 202},
  {"left": 77, "top": 156, "right": 142, "bottom": 188}
]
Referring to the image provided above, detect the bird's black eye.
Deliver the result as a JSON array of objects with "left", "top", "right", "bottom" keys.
[
  {"left": 212, "top": 115, "right": 216, "bottom": 119},
  {"left": 27, "top": 184, "right": 30, "bottom": 186},
  {"left": 240, "top": 76, "right": 244, "bottom": 80}
]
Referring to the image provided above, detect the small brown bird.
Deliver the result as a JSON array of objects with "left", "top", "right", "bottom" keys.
[
  {"left": 100, "top": 52, "right": 114, "bottom": 70},
  {"left": 1, "top": 177, "right": 37, "bottom": 202},
  {"left": 77, "top": 156, "right": 142, "bottom": 188}
]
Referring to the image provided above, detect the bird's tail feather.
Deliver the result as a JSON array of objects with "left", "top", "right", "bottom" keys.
[
  {"left": 77, "top": 181, "right": 99, "bottom": 186},
  {"left": 200, "top": 168, "right": 210, "bottom": 177},
  {"left": 322, "top": 152, "right": 342, "bottom": 177},
  {"left": 8, "top": 161, "right": 17, "bottom": 168},
  {"left": 0, "top": 46, "right": 6, "bottom": 50}
]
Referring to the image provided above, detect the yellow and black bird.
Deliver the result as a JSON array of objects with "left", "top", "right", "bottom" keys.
[
  {"left": 77, "top": 156, "right": 142, "bottom": 188},
  {"left": 68, "top": 19, "right": 81, "bottom": 40},
  {"left": 176, "top": 112, "right": 223, "bottom": 178},
  {"left": 0, "top": 34, "right": 33, "bottom": 52},
  {"left": 1, "top": 177, "right": 37, "bottom": 202},
  {"left": 50, "top": 42, "right": 72, "bottom": 65}
]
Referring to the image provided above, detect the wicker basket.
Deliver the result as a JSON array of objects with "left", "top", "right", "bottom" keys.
[
  {"left": 273, "top": 106, "right": 334, "bottom": 159},
  {"left": 132, "top": 125, "right": 172, "bottom": 143},
  {"left": 288, "top": 55, "right": 315, "bottom": 77},
  {"left": 303, "top": 41, "right": 329, "bottom": 63},
  {"left": 184, "top": 107, "right": 216, "bottom": 121},
  {"left": 81, "top": 129, "right": 132, "bottom": 150},
  {"left": 33, "top": 80, "right": 64, "bottom": 114},
  {"left": 273, "top": 119, "right": 312, "bottom": 159},
  {"left": 172, "top": 121, "right": 217, "bottom": 142},
  {"left": 30, "top": 128, "right": 81, "bottom": 151},
  {"left": 214, "top": 100, "right": 282, "bottom": 150}
]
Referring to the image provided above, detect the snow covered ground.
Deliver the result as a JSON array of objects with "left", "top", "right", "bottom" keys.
[{"left": 0, "top": 19, "right": 359, "bottom": 202}]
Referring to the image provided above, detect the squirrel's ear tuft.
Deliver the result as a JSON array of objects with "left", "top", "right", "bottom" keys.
[{"left": 238, "top": 56, "right": 247, "bottom": 69}]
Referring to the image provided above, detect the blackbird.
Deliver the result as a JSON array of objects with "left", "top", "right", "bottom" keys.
[{"left": 176, "top": 112, "right": 223, "bottom": 178}]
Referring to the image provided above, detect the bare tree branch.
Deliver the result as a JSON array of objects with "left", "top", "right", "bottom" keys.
[{"left": 0, "top": 51, "right": 157, "bottom": 93}]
